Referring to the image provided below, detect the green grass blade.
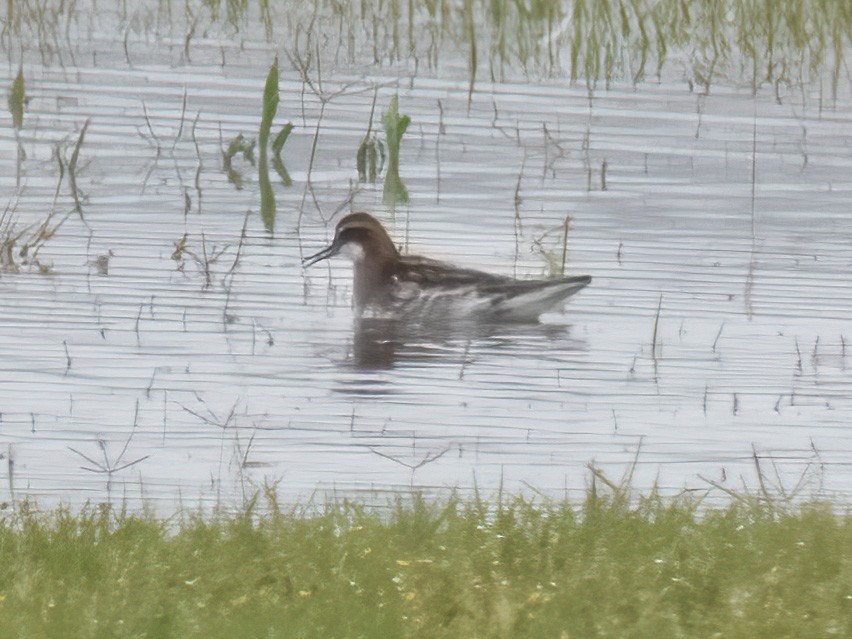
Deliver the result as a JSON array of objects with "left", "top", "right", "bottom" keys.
[
  {"left": 271, "top": 122, "right": 293, "bottom": 187},
  {"left": 357, "top": 139, "right": 368, "bottom": 181},
  {"left": 8, "top": 68, "right": 25, "bottom": 131},
  {"left": 271, "top": 122, "right": 292, "bottom": 156},
  {"left": 258, "top": 58, "right": 279, "bottom": 232},
  {"left": 382, "top": 95, "right": 410, "bottom": 209}
]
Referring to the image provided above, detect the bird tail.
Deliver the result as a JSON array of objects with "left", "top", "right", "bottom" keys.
[{"left": 490, "top": 275, "right": 591, "bottom": 320}]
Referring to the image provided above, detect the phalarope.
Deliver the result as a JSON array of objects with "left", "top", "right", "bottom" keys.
[{"left": 303, "top": 212, "right": 591, "bottom": 322}]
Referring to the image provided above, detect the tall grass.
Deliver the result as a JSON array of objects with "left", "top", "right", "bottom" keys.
[{"left": 0, "top": 480, "right": 848, "bottom": 638}]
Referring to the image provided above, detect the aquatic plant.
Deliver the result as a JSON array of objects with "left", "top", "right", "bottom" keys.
[
  {"left": 0, "top": 115, "right": 92, "bottom": 274},
  {"left": 357, "top": 91, "right": 385, "bottom": 184},
  {"left": 7, "top": 68, "right": 26, "bottom": 187},
  {"left": 258, "top": 57, "right": 279, "bottom": 232},
  {"left": 7, "top": 68, "right": 25, "bottom": 131},
  {"left": 0, "top": 200, "right": 23, "bottom": 273},
  {"left": 271, "top": 122, "right": 294, "bottom": 187},
  {"left": 382, "top": 95, "right": 410, "bottom": 209},
  {"left": 223, "top": 134, "right": 256, "bottom": 190},
  {"left": 358, "top": 133, "right": 385, "bottom": 185}
]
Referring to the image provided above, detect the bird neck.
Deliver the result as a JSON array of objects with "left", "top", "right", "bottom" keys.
[{"left": 352, "top": 251, "right": 396, "bottom": 310}]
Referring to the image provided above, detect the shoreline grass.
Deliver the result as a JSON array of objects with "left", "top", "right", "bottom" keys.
[{"left": 0, "top": 482, "right": 848, "bottom": 638}]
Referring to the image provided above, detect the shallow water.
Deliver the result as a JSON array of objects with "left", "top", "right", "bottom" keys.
[{"left": 1, "top": 2, "right": 851, "bottom": 511}]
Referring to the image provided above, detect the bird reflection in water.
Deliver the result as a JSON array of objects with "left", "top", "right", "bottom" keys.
[{"left": 346, "top": 315, "right": 586, "bottom": 372}]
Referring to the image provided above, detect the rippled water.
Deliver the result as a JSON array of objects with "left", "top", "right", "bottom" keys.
[{"left": 1, "top": 3, "right": 851, "bottom": 511}]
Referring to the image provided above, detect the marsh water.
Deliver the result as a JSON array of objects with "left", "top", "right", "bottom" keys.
[{"left": 1, "top": 1, "right": 851, "bottom": 511}]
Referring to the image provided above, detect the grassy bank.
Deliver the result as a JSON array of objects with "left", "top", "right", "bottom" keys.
[{"left": 1, "top": 482, "right": 849, "bottom": 639}]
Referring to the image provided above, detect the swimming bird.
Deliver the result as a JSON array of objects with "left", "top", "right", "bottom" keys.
[{"left": 303, "top": 212, "right": 591, "bottom": 323}]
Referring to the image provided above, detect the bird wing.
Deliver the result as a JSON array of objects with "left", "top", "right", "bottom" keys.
[
  {"left": 395, "top": 255, "right": 510, "bottom": 287},
  {"left": 390, "top": 255, "right": 590, "bottom": 320},
  {"left": 478, "top": 276, "right": 592, "bottom": 319}
]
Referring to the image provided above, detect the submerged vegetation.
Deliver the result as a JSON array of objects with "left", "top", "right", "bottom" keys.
[{"left": 0, "top": 480, "right": 848, "bottom": 638}]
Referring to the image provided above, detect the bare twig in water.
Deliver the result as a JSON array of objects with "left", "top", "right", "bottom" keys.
[
  {"left": 68, "top": 400, "right": 150, "bottom": 499},
  {"left": 794, "top": 338, "right": 803, "bottom": 375},
  {"left": 744, "top": 112, "right": 758, "bottom": 318},
  {"left": 560, "top": 215, "right": 571, "bottom": 276},
  {"left": 223, "top": 209, "right": 251, "bottom": 325},
  {"left": 68, "top": 118, "right": 91, "bottom": 228},
  {"left": 712, "top": 322, "right": 725, "bottom": 353},
  {"left": 368, "top": 444, "right": 451, "bottom": 472},
  {"left": 190, "top": 111, "right": 204, "bottom": 213},
  {"left": 63, "top": 340, "right": 71, "bottom": 374},
  {"left": 651, "top": 294, "right": 663, "bottom": 359},
  {"left": 179, "top": 232, "right": 232, "bottom": 290},
  {"left": 285, "top": 35, "right": 382, "bottom": 232},
  {"left": 512, "top": 155, "right": 526, "bottom": 277}
]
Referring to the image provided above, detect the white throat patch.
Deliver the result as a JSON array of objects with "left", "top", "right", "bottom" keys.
[{"left": 339, "top": 241, "right": 366, "bottom": 263}]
